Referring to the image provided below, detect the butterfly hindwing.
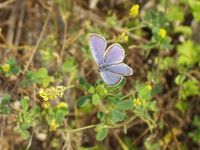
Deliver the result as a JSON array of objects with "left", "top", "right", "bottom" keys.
[
  {"left": 100, "top": 70, "right": 123, "bottom": 85},
  {"left": 106, "top": 63, "right": 133, "bottom": 76},
  {"left": 89, "top": 34, "right": 107, "bottom": 65}
]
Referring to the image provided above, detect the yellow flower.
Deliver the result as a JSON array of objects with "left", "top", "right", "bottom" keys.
[
  {"left": 56, "top": 102, "right": 68, "bottom": 109},
  {"left": 159, "top": 28, "right": 167, "bottom": 38},
  {"left": 146, "top": 84, "right": 152, "bottom": 91},
  {"left": 133, "top": 98, "right": 144, "bottom": 106},
  {"left": 2, "top": 64, "right": 10, "bottom": 73},
  {"left": 42, "top": 101, "right": 51, "bottom": 109},
  {"left": 50, "top": 119, "right": 59, "bottom": 131},
  {"left": 114, "top": 28, "right": 129, "bottom": 43},
  {"left": 130, "top": 4, "right": 140, "bottom": 17},
  {"left": 39, "top": 86, "right": 67, "bottom": 101}
]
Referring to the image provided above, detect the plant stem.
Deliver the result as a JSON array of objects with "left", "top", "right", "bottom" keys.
[
  {"left": 64, "top": 124, "right": 98, "bottom": 133},
  {"left": 128, "top": 24, "right": 146, "bottom": 31}
]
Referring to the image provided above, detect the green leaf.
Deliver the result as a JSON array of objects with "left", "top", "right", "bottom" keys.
[
  {"left": 181, "top": 79, "right": 200, "bottom": 99},
  {"left": 22, "top": 68, "right": 53, "bottom": 87},
  {"left": 34, "top": 68, "right": 54, "bottom": 87},
  {"left": 175, "top": 101, "right": 189, "bottom": 113},
  {"left": 177, "top": 40, "right": 200, "bottom": 66},
  {"left": 106, "top": 14, "right": 117, "bottom": 28},
  {"left": 144, "top": 11, "right": 168, "bottom": 28},
  {"left": 21, "top": 130, "right": 30, "bottom": 140},
  {"left": 174, "top": 25, "right": 192, "bottom": 36},
  {"left": 77, "top": 95, "right": 91, "bottom": 107},
  {"left": 175, "top": 75, "right": 186, "bottom": 85},
  {"left": 116, "top": 100, "right": 133, "bottom": 110},
  {"left": 96, "top": 126, "right": 108, "bottom": 141},
  {"left": 7, "top": 58, "right": 20, "bottom": 74},
  {"left": 97, "top": 112, "right": 106, "bottom": 122},
  {"left": 112, "top": 78, "right": 126, "bottom": 91},
  {"left": 62, "top": 57, "right": 77, "bottom": 73},
  {"left": 92, "top": 93, "right": 101, "bottom": 106},
  {"left": 79, "top": 77, "right": 92, "bottom": 91},
  {"left": 21, "top": 123, "right": 30, "bottom": 130},
  {"left": 1, "top": 94, "right": 11, "bottom": 105},
  {"left": 0, "top": 106, "right": 10, "bottom": 114},
  {"left": 167, "top": 6, "right": 184, "bottom": 22},
  {"left": 88, "top": 86, "right": 95, "bottom": 94},
  {"left": 189, "top": 0, "right": 200, "bottom": 21},
  {"left": 30, "top": 106, "right": 41, "bottom": 117},
  {"left": 111, "top": 109, "right": 126, "bottom": 124},
  {"left": 20, "top": 97, "right": 29, "bottom": 111}
]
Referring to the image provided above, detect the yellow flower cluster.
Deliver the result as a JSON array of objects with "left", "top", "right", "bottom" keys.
[
  {"left": 146, "top": 84, "right": 152, "bottom": 91},
  {"left": 42, "top": 101, "right": 51, "bottom": 109},
  {"left": 39, "top": 86, "right": 67, "bottom": 101},
  {"left": 56, "top": 102, "right": 68, "bottom": 109},
  {"left": 2, "top": 64, "right": 10, "bottom": 73},
  {"left": 133, "top": 98, "right": 145, "bottom": 106},
  {"left": 114, "top": 28, "right": 129, "bottom": 43},
  {"left": 159, "top": 28, "right": 167, "bottom": 38},
  {"left": 50, "top": 119, "right": 59, "bottom": 131},
  {"left": 130, "top": 4, "right": 140, "bottom": 18},
  {"left": 95, "top": 84, "right": 107, "bottom": 97}
]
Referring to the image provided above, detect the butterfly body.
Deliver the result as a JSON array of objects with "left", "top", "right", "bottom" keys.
[
  {"left": 89, "top": 33, "right": 133, "bottom": 85},
  {"left": 98, "top": 63, "right": 114, "bottom": 71}
]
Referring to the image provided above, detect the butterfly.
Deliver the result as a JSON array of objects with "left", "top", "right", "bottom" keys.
[{"left": 89, "top": 33, "right": 133, "bottom": 86}]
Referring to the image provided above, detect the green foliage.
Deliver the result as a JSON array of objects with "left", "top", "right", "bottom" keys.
[
  {"left": 61, "top": 57, "right": 77, "bottom": 73},
  {"left": 181, "top": 79, "right": 200, "bottom": 99},
  {"left": 46, "top": 105, "right": 69, "bottom": 126},
  {"left": 177, "top": 40, "right": 200, "bottom": 66},
  {"left": 0, "top": 94, "right": 11, "bottom": 114},
  {"left": 22, "top": 68, "right": 54, "bottom": 87},
  {"left": 133, "top": 82, "right": 157, "bottom": 130},
  {"left": 92, "top": 93, "right": 101, "bottom": 105},
  {"left": 174, "top": 25, "right": 192, "bottom": 36},
  {"left": 144, "top": 11, "right": 168, "bottom": 28},
  {"left": 175, "top": 100, "right": 189, "bottom": 113},
  {"left": 0, "top": 58, "right": 20, "bottom": 77},
  {"left": 188, "top": 0, "right": 200, "bottom": 21},
  {"left": 157, "top": 57, "right": 174, "bottom": 70},
  {"left": 77, "top": 95, "right": 91, "bottom": 107},
  {"left": 15, "top": 97, "right": 41, "bottom": 139},
  {"left": 39, "top": 34, "right": 57, "bottom": 63},
  {"left": 110, "top": 109, "right": 126, "bottom": 124},
  {"left": 189, "top": 116, "right": 200, "bottom": 143},
  {"left": 167, "top": 6, "right": 184, "bottom": 22},
  {"left": 175, "top": 75, "right": 186, "bottom": 85},
  {"left": 116, "top": 99, "right": 133, "bottom": 110},
  {"left": 96, "top": 125, "right": 109, "bottom": 141},
  {"left": 106, "top": 14, "right": 118, "bottom": 28}
]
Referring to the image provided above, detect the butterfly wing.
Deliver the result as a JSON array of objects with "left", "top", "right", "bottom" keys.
[
  {"left": 107, "top": 63, "right": 133, "bottom": 76},
  {"left": 104, "top": 44, "right": 125, "bottom": 64},
  {"left": 100, "top": 70, "right": 123, "bottom": 85},
  {"left": 89, "top": 33, "right": 107, "bottom": 65}
]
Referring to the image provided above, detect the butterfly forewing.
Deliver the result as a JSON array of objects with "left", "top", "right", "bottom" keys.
[
  {"left": 89, "top": 34, "right": 107, "bottom": 65},
  {"left": 100, "top": 70, "right": 123, "bottom": 85},
  {"left": 104, "top": 44, "right": 125, "bottom": 64},
  {"left": 106, "top": 63, "right": 133, "bottom": 76}
]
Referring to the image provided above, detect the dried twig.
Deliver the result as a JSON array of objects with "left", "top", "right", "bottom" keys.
[
  {"left": 24, "top": 13, "right": 51, "bottom": 72},
  {"left": 0, "top": 0, "right": 15, "bottom": 9}
]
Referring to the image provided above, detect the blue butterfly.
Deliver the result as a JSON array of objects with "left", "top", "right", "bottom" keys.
[{"left": 89, "top": 33, "right": 133, "bottom": 85}]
